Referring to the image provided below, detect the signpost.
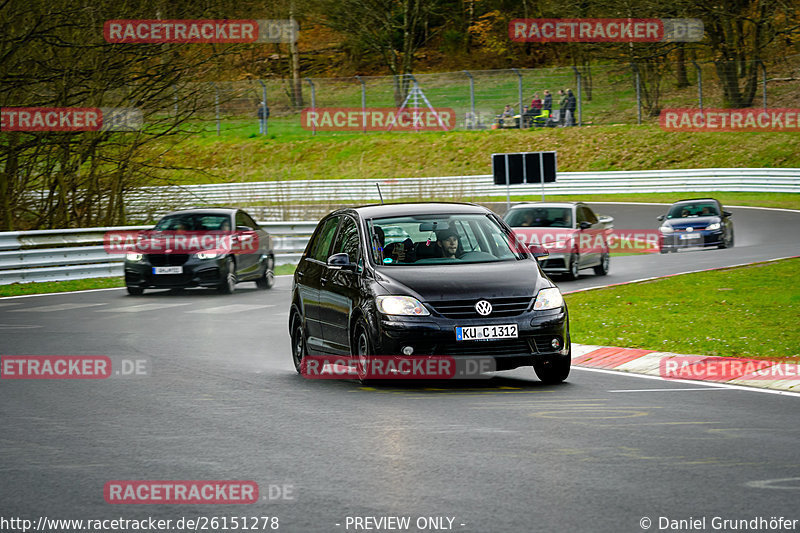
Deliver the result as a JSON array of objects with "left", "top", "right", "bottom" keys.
[{"left": 492, "top": 151, "right": 557, "bottom": 210}]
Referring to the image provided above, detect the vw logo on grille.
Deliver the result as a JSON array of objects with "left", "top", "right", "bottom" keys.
[
  {"left": 475, "top": 300, "right": 493, "bottom": 316},
  {"left": 686, "top": 227, "right": 693, "bottom": 232}
]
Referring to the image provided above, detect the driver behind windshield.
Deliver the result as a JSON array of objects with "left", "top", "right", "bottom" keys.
[{"left": 436, "top": 228, "right": 461, "bottom": 259}]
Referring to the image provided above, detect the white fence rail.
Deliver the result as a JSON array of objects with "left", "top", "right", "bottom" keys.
[
  {"left": 3, "top": 168, "right": 798, "bottom": 285},
  {"left": 0, "top": 222, "right": 318, "bottom": 285},
  {"left": 123, "top": 168, "right": 800, "bottom": 220}
]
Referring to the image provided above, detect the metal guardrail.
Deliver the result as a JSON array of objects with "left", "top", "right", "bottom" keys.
[
  {"left": 0, "top": 222, "right": 318, "bottom": 285},
  {"left": 3, "top": 168, "right": 799, "bottom": 285},
  {"left": 122, "top": 168, "right": 800, "bottom": 220}
]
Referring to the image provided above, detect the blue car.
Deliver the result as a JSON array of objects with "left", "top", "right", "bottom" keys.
[{"left": 658, "top": 198, "right": 734, "bottom": 253}]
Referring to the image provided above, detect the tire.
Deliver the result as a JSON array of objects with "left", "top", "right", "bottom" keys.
[
  {"left": 255, "top": 257, "right": 275, "bottom": 290},
  {"left": 218, "top": 257, "right": 236, "bottom": 294},
  {"left": 719, "top": 231, "right": 734, "bottom": 249},
  {"left": 126, "top": 286, "right": 144, "bottom": 296},
  {"left": 352, "top": 320, "right": 374, "bottom": 384},
  {"left": 593, "top": 252, "right": 610, "bottom": 276},
  {"left": 533, "top": 356, "right": 571, "bottom": 384},
  {"left": 290, "top": 315, "right": 306, "bottom": 374},
  {"left": 565, "top": 252, "right": 580, "bottom": 280}
]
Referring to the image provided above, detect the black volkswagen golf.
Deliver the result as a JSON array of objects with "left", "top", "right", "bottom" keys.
[{"left": 289, "top": 203, "right": 571, "bottom": 384}]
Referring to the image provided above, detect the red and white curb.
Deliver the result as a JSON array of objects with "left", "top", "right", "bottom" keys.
[{"left": 572, "top": 344, "right": 800, "bottom": 393}]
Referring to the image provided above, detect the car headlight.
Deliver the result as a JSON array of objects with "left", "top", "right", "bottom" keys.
[
  {"left": 706, "top": 222, "right": 721, "bottom": 231},
  {"left": 376, "top": 295, "right": 430, "bottom": 316},
  {"left": 195, "top": 252, "right": 221, "bottom": 259},
  {"left": 126, "top": 253, "right": 143, "bottom": 262},
  {"left": 533, "top": 287, "right": 564, "bottom": 311},
  {"left": 659, "top": 225, "right": 674, "bottom": 234}
]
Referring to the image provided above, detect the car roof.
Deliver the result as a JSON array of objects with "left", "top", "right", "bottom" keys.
[
  {"left": 507, "top": 202, "right": 579, "bottom": 209},
  {"left": 335, "top": 202, "right": 493, "bottom": 219},
  {"left": 671, "top": 198, "right": 719, "bottom": 205},
  {"left": 162, "top": 208, "right": 239, "bottom": 217}
]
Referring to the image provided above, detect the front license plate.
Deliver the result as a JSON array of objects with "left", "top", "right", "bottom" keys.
[
  {"left": 679, "top": 233, "right": 701, "bottom": 240},
  {"left": 153, "top": 266, "right": 182, "bottom": 274},
  {"left": 456, "top": 324, "right": 518, "bottom": 341}
]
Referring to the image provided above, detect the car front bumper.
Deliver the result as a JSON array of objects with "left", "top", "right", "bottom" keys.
[
  {"left": 661, "top": 230, "right": 725, "bottom": 251},
  {"left": 124, "top": 258, "right": 226, "bottom": 289},
  {"left": 373, "top": 307, "right": 570, "bottom": 371}
]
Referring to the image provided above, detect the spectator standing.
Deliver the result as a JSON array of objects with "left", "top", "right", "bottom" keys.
[
  {"left": 542, "top": 90, "right": 552, "bottom": 112},
  {"left": 565, "top": 89, "right": 576, "bottom": 127},
  {"left": 557, "top": 90, "right": 568, "bottom": 126},
  {"left": 257, "top": 101, "right": 270, "bottom": 134},
  {"left": 530, "top": 93, "right": 543, "bottom": 111}
]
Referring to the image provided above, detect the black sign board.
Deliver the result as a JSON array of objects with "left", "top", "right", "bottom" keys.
[{"left": 492, "top": 152, "right": 557, "bottom": 185}]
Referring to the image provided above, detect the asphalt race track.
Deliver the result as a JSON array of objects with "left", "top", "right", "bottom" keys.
[{"left": 1, "top": 204, "right": 799, "bottom": 533}]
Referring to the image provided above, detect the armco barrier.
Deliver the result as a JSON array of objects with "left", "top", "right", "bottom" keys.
[
  {"left": 120, "top": 168, "right": 800, "bottom": 220},
  {"left": 3, "top": 168, "right": 799, "bottom": 284},
  {"left": 0, "top": 222, "right": 317, "bottom": 285}
]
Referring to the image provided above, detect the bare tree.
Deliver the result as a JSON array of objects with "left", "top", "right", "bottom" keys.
[{"left": 0, "top": 0, "right": 250, "bottom": 230}]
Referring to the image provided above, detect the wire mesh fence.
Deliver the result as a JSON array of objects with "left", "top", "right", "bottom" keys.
[{"left": 172, "top": 55, "right": 800, "bottom": 136}]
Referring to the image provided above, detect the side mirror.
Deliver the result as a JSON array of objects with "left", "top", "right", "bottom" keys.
[
  {"left": 723, "top": 211, "right": 732, "bottom": 217},
  {"left": 527, "top": 244, "right": 549, "bottom": 259},
  {"left": 657, "top": 215, "right": 665, "bottom": 222},
  {"left": 579, "top": 221, "right": 592, "bottom": 230},
  {"left": 327, "top": 252, "right": 357, "bottom": 271}
]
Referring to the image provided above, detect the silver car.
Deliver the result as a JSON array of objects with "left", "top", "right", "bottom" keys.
[{"left": 503, "top": 202, "right": 613, "bottom": 280}]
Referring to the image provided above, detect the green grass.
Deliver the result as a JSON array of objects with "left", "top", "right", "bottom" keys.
[
  {"left": 0, "top": 264, "right": 298, "bottom": 298},
  {"left": 564, "top": 258, "right": 800, "bottom": 360},
  {"left": 0, "top": 277, "right": 125, "bottom": 297},
  {"left": 510, "top": 192, "right": 800, "bottom": 211},
  {"left": 157, "top": 122, "right": 800, "bottom": 185}
]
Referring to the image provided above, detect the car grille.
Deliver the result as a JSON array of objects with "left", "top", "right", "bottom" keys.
[
  {"left": 436, "top": 339, "right": 534, "bottom": 356},
  {"left": 427, "top": 297, "right": 534, "bottom": 318},
  {"left": 147, "top": 254, "right": 190, "bottom": 266}
]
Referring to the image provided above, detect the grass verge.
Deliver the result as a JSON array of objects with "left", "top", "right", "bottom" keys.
[
  {"left": 157, "top": 123, "right": 800, "bottom": 184},
  {"left": 0, "top": 277, "right": 125, "bottom": 298},
  {"left": 0, "top": 264, "right": 298, "bottom": 298},
  {"left": 564, "top": 258, "right": 800, "bottom": 360}
]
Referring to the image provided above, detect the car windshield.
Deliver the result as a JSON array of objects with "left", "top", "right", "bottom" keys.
[
  {"left": 504, "top": 207, "right": 572, "bottom": 228},
  {"left": 667, "top": 203, "right": 720, "bottom": 219},
  {"left": 153, "top": 214, "right": 231, "bottom": 231},
  {"left": 367, "top": 213, "right": 523, "bottom": 266}
]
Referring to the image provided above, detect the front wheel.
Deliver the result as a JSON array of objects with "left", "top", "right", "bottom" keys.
[
  {"left": 593, "top": 252, "right": 610, "bottom": 276},
  {"left": 255, "top": 257, "right": 275, "bottom": 289},
  {"left": 290, "top": 315, "right": 306, "bottom": 374},
  {"left": 218, "top": 257, "right": 236, "bottom": 294},
  {"left": 565, "top": 252, "right": 580, "bottom": 280},
  {"left": 533, "top": 356, "right": 571, "bottom": 384},
  {"left": 353, "top": 320, "right": 374, "bottom": 384}
]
